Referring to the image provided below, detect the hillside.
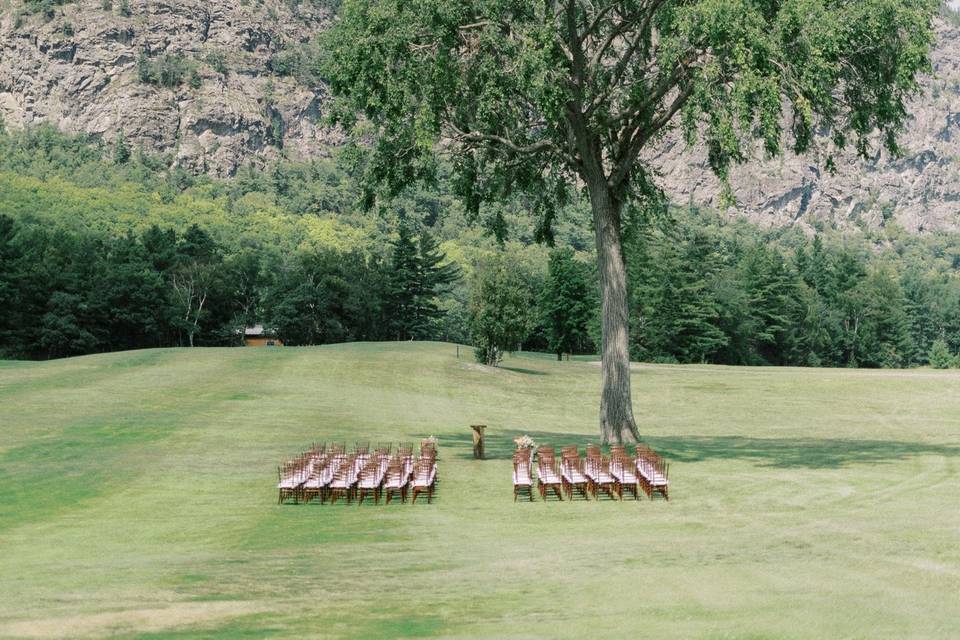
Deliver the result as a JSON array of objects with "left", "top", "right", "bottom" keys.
[
  {"left": 0, "top": 0, "right": 337, "bottom": 176},
  {"left": 1, "top": 343, "right": 959, "bottom": 637},
  {"left": 0, "top": 1, "right": 958, "bottom": 231}
]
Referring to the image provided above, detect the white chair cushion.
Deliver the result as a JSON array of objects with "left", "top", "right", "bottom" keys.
[
  {"left": 513, "top": 471, "right": 532, "bottom": 485},
  {"left": 384, "top": 476, "right": 406, "bottom": 489},
  {"left": 636, "top": 461, "right": 654, "bottom": 481}
]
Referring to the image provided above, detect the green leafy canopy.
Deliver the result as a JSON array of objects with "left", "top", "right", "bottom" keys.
[{"left": 322, "top": 0, "right": 937, "bottom": 237}]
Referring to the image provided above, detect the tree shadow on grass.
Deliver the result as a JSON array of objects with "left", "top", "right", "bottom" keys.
[
  {"left": 649, "top": 435, "right": 960, "bottom": 469},
  {"left": 432, "top": 429, "right": 960, "bottom": 470},
  {"left": 499, "top": 366, "right": 548, "bottom": 376},
  {"left": 435, "top": 428, "right": 612, "bottom": 461}
]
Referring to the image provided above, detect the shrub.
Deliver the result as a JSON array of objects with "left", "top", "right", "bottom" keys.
[
  {"left": 137, "top": 53, "right": 195, "bottom": 89},
  {"left": 206, "top": 51, "right": 229, "bottom": 77},
  {"left": 928, "top": 339, "right": 954, "bottom": 369}
]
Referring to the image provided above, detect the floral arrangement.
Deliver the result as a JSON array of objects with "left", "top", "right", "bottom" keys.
[{"left": 513, "top": 435, "right": 536, "bottom": 450}]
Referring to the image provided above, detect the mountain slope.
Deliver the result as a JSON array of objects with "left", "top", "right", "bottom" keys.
[
  {"left": 0, "top": 1, "right": 957, "bottom": 231},
  {"left": 648, "top": 19, "right": 960, "bottom": 233},
  {"left": 0, "top": 0, "right": 337, "bottom": 176}
]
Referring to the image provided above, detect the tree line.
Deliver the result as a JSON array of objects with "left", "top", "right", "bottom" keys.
[
  {"left": 3, "top": 210, "right": 960, "bottom": 369},
  {"left": 1, "top": 125, "right": 959, "bottom": 368},
  {"left": 0, "top": 216, "right": 461, "bottom": 359}
]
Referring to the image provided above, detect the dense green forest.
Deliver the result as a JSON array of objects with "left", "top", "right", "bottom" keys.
[{"left": 0, "top": 124, "right": 959, "bottom": 367}]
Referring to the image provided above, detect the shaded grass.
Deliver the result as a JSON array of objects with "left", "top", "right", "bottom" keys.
[{"left": 0, "top": 343, "right": 959, "bottom": 638}]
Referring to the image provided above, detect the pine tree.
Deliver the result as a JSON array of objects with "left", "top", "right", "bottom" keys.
[
  {"left": 387, "top": 225, "right": 459, "bottom": 340},
  {"left": 386, "top": 224, "right": 420, "bottom": 340},
  {"left": 628, "top": 229, "right": 727, "bottom": 364},
  {"left": 738, "top": 243, "right": 802, "bottom": 365},
  {"left": 541, "top": 248, "right": 594, "bottom": 360},
  {"left": 928, "top": 339, "right": 953, "bottom": 369},
  {"left": 113, "top": 131, "right": 130, "bottom": 165},
  {"left": 412, "top": 231, "right": 460, "bottom": 337}
]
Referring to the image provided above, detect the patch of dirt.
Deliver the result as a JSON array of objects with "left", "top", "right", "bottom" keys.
[
  {"left": 459, "top": 362, "right": 503, "bottom": 374},
  {"left": 0, "top": 601, "right": 267, "bottom": 639}
]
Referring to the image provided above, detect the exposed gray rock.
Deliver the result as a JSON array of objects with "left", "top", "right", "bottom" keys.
[
  {"left": 0, "top": 0, "right": 339, "bottom": 177},
  {"left": 647, "top": 19, "right": 960, "bottom": 233},
  {"left": 0, "top": 1, "right": 956, "bottom": 232}
]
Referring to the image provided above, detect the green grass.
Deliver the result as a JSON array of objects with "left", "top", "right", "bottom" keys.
[{"left": 1, "top": 342, "right": 959, "bottom": 639}]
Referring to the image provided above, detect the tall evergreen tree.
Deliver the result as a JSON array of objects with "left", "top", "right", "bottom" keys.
[
  {"left": 628, "top": 229, "right": 727, "bottom": 364},
  {"left": 387, "top": 225, "right": 460, "bottom": 340},
  {"left": 542, "top": 248, "right": 594, "bottom": 360}
]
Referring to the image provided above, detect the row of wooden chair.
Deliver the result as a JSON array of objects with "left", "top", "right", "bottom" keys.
[
  {"left": 513, "top": 444, "right": 669, "bottom": 501},
  {"left": 278, "top": 441, "right": 438, "bottom": 505}
]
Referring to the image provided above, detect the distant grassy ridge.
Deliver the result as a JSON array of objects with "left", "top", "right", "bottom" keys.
[{"left": 1, "top": 343, "right": 959, "bottom": 638}]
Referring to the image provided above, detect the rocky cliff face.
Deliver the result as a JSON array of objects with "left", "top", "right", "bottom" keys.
[
  {"left": 0, "top": 1, "right": 957, "bottom": 231},
  {"left": 0, "top": 0, "right": 338, "bottom": 176},
  {"left": 648, "top": 19, "right": 960, "bottom": 233}
]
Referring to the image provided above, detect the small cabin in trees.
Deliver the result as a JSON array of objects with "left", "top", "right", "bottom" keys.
[{"left": 243, "top": 325, "right": 282, "bottom": 347}]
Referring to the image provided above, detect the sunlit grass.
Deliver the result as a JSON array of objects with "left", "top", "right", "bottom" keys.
[{"left": 1, "top": 343, "right": 959, "bottom": 638}]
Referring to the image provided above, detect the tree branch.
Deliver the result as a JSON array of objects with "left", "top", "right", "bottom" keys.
[{"left": 609, "top": 81, "right": 695, "bottom": 191}]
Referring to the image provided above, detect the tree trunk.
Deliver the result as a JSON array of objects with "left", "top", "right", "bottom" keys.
[{"left": 587, "top": 178, "right": 640, "bottom": 444}]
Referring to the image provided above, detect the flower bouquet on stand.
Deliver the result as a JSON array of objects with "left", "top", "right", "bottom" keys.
[{"left": 513, "top": 434, "right": 536, "bottom": 460}]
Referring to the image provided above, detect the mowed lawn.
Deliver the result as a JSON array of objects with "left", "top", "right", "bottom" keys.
[{"left": 1, "top": 343, "right": 959, "bottom": 639}]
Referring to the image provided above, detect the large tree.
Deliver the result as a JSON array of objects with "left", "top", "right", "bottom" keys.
[{"left": 323, "top": 0, "right": 937, "bottom": 442}]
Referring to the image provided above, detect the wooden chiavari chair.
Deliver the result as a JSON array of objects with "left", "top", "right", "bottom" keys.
[
  {"left": 327, "top": 455, "right": 357, "bottom": 504},
  {"left": 635, "top": 445, "right": 670, "bottom": 500},
  {"left": 301, "top": 453, "right": 331, "bottom": 503},
  {"left": 611, "top": 453, "right": 640, "bottom": 500},
  {"left": 356, "top": 458, "right": 385, "bottom": 505},
  {"left": 410, "top": 458, "right": 437, "bottom": 504},
  {"left": 513, "top": 452, "right": 534, "bottom": 501},
  {"left": 561, "top": 453, "right": 590, "bottom": 500},
  {"left": 537, "top": 455, "right": 563, "bottom": 501},
  {"left": 383, "top": 459, "right": 409, "bottom": 504},
  {"left": 536, "top": 446, "right": 555, "bottom": 462},
  {"left": 561, "top": 445, "right": 579, "bottom": 458},
  {"left": 277, "top": 460, "right": 302, "bottom": 504},
  {"left": 587, "top": 455, "right": 617, "bottom": 500}
]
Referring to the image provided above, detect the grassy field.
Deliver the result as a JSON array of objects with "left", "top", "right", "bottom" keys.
[{"left": 1, "top": 342, "right": 959, "bottom": 639}]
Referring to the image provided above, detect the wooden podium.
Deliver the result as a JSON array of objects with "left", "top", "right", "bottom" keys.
[{"left": 470, "top": 425, "right": 486, "bottom": 459}]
